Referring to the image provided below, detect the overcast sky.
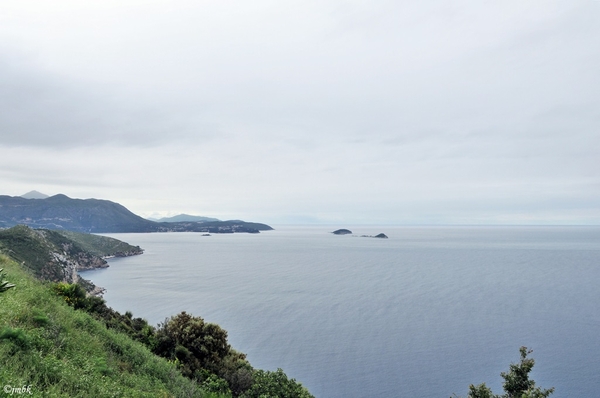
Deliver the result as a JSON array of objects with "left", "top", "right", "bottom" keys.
[{"left": 1, "top": 1, "right": 598, "bottom": 225}]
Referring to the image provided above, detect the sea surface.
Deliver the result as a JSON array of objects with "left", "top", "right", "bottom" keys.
[{"left": 80, "top": 226, "right": 600, "bottom": 397}]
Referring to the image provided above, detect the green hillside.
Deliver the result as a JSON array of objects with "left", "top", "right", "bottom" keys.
[{"left": 0, "top": 254, "right": 217, "bottom": 398}]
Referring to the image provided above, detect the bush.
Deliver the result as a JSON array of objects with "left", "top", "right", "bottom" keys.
[
  {"left": 154, "top": 311, "right": 231, "bottom": 378},
  {"left": 240, "top": 368, "right": 314, "bottom": 398},
  {"left": 52, "top": 282, "right": 88, "bottom": 309}
]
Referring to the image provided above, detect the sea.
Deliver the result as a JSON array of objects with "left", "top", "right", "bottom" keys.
[{"left": 79, "top": 226, "right": 600, "bottom": 398}]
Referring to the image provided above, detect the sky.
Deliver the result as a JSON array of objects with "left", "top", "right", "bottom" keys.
[{"left": 1, "top": 1, "right": 599, "bottom": 225}]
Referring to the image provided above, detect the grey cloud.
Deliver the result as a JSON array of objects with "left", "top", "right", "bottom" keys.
[
  {"left": 0, "top": 55, "right": 215, "bottom": 148},
  {"left": 0, "top": 1, "right": 599, "bottom": 224}
]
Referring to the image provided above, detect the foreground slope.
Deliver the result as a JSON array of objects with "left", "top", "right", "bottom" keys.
[{"left": 0, "top": 254, "right": 219, "bottom": 398}]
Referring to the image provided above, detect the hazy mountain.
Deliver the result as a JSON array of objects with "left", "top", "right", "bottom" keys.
[
  {"left": 0, "top": 194, "right": 272, "bottom": 233},
  {"left": 149, "top": 214, "right": 220, "bottom": 223},
  {"left": 0, "top": 194, "right": 157, "bottom": 232},
  {"left": 21, "top": 190, "right": 49, "bottom": 199}
]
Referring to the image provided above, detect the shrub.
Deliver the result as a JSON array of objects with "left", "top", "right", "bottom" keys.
[
  {"left": 154, "top": 311, "right": 231, "bottom": 378},
  {"left": 240, "top": 368, "right": 314, "bottom": 398},
  {"left": 52, "top": 282, "right": 88, "bottom": 309}
]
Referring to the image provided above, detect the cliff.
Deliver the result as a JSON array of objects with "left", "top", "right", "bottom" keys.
[{"left": 0, "top": 225, "right": 142, "bottom": 291}]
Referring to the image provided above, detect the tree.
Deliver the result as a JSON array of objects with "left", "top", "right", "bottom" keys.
[
  {"left": 460, "top": 347, "right": 554, "bottom": 398},
  {"left": 500, "top": 347, "right": 554, "bottom": 398}
]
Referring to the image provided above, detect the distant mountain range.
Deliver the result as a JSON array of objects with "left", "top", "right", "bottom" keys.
[
  {"left": 21, "top": 190, "right": 50, "bottom": 199},
  {"left": 148, "top": 214, "right": 220, "bottom": 223},
  {"left": 0, "top": 194, "right": 272, "bottom": 233}
]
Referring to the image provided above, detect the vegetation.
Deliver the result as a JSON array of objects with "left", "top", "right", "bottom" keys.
[
  {"left": 0, "top": 254, "right": 214, "bottom": 397},
  {"left": 240, "top": 369, "right": 314, "bottom": 398},
  {"left": 0, "top": 225, "right": 112, "bottom": 283},
  {"left": 50, "top": 286, "right": 312, "bottom": 397},
  {"left": 458, "top": 347, "right": 554, "bottom": 398},
  {"left": 1, "top": 242, "right": 313, "bottom": 397}
]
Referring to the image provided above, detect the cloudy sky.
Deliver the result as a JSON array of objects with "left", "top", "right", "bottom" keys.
[{"left": 1, "top": 1, "right": 598, "bottom": 225}]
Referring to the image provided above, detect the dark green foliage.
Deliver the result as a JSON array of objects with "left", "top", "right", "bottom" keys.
[
  {"left": 219, "top": 350, "right": 255, "bottom": 396},
  {"left": 501, "top": 347, "right": 554, "bottom": 398},
  {"left": 154, "top": 312, "right": 268, "bottom": 396},
  {"left": 0, "top": 267, "right": 16, "bottom": 293},
  {"left": 0, "top": 327, "right": 30, "bottom": 349},
  {"left": 200, "top": 371, "right": 233, "bottom": 395},
  {"left": 467, "top": 383, "right": 495, "bottom": 398},
  {"left": 155, "top": 312, "right": 231, "bottom": 377},
  {"left": 240, "top": 368, "right": 314, "bottom": 398},
  {"left": 459, "top": 347, "right": 554, "bottom": 398},
  {"left": 52, "top": 282, "right": 89, "bottom": 309}
]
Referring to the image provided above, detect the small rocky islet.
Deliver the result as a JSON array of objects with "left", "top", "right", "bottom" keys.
[{"left": 332, "top": 229, "right": 388, "bottom": 239}]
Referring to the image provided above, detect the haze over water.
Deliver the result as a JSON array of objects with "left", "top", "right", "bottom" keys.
[{"left": 82, "top": 226, "right": 600, "bottom": 397}]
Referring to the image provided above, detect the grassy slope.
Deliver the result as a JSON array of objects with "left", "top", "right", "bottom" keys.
[{"left": 0, "top": 254, "right": 225, "bottom": 398}]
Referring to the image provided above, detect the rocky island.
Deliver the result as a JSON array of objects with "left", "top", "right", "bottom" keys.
[
  {"left": 359, "top": 233, "right": 389, "bottom": 239},
  {"left": 332, "top": 229, "right": 353, "bottom": 235}
]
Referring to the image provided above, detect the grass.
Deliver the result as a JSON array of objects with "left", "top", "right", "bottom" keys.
[{"left": 0, "top": 254, "right": 226, "bottom": 398}]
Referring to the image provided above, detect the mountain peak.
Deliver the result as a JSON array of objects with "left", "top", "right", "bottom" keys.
[
  {"left": 21, "top": 190, "right": 49, "bottom": 199},
  {"left": 151, "top": 214, "right": 220, "bottom": 223}
]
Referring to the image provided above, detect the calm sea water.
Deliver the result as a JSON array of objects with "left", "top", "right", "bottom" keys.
[{"left": 80, "top": 226, "right": 600, "bottom": 397}]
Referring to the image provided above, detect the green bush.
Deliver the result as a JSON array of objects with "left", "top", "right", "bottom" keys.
[
  {"left": 154, "top": 311, "right": 231, "bottom": 378},
  {"left": 240, "top": 368, "right": 314, "bottom": 398},
  {"left": 52, "top": 282, "right": 88, "bottom": 309}
]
